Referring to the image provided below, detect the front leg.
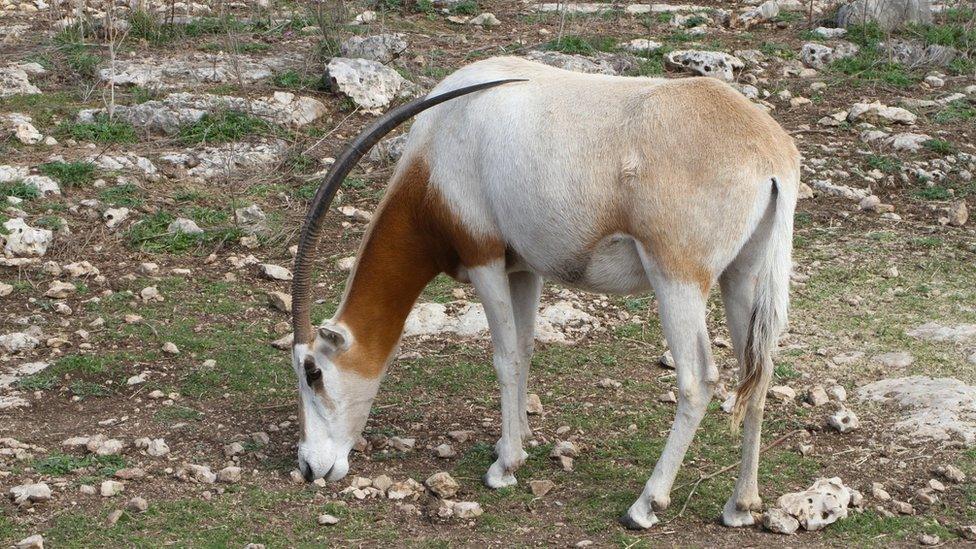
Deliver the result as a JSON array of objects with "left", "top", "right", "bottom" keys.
[
  {"left": 469, "top": 260, "right": 527, "bottom": 489},
  {"left": 509, "top": 271, "right": 542, "bottom": 440}
]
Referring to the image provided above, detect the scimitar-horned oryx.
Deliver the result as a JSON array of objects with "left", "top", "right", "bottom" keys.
[{"left": 290, "top": 56, "right": 800, "bottom": 529}]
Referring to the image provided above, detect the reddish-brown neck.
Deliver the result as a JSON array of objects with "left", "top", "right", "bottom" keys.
[
  {"left": 333, "top": 167, "right": 440, "bottom": 378},
  {"left": 332, "top": 159, "right": 505, "bottom": 378}
]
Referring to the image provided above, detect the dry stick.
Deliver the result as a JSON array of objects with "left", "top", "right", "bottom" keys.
[{"left": 671, "top": 429, "right": 803, "bottom": 520}]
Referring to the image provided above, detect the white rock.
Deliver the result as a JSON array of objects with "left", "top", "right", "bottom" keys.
[
  {"left": 620, "top": 39, "right": 662, "bottom": 53},
  {"left": 524, "top": 51, "right": 616, "bottom": 75},
  {"left": 167, "top": 217, "right": 202, "bottom": 235},
  {"left": 14, "top": 534, "right": 44, "bottom": 549},
  {"left": 848, "top": 101, "right": 917, "bottom": 125},
  {"left": 887, "top": 132, "right": 931, "bottom": 152},
  {"left": 800, "top": 41, "right": 859, "bottom": 69},
  {"left": 664, "top": 50, "right": 744, "bottom": 81},
  {"left": 468, "top": 12, "right": 500, "bottom": 26},
  {"left": 259, "top": 263, "right": 292, "bottom": 281},
  {"left": 777, "top": 477, "right": 853, "bottom": 531},
  {"left": 0, "top": 332, "right": 40, "bottom": 353},
  {"left": 146, "top": 438, "right": 170, "bottom": 456},
  {"left": 340, "top": 33, "right": 407, "bottom": 63},
  {"left": 44, "top": 280, "right": 75, "bottom": 299},
  {"left": 769, "top": 385, "right": 796, "bottom": 402},
  {"left": 102, "top": 207, "right": 130, "bottom": 229},
  {"left": 859, "top": 376, "right": 976, "bottom": 446},
  {"left": 217, "top": 466, "right": 242, "bottom": 483},
  {"left": 8, "top": 482, "right": 51, "bottom": 505},
  {"left": 813, "top": 27, "right": 847, "bottom": 38},
  {"left": 2, "top": 218, "right": 52, "bottom": 257},
  {"left": 100, "top": 480, "right": 124, "bottom": 497},
  {"left": 763, "top": 507, "right": 800, "bottom": 534},
  {"left": 451, "top": 500, "right": 483, "bottom": 519},
  {"left": 0, "top": 65, "right": 41, "bottom": 97},
  {"left": 326, "top": 57, "right": 414, "bottom": 112},
  {"left": 828, "top": 409, "right": 860, "bottom": 432},
  {"left": 872, "top": 352, "right": 914, "bottom": 368},
  {"left": 425, "top": 471, "right": 460, "bottom": 498},
  {"left": 317, "top": 513, "right": 339, "bottom": 525},
  {"left": 907, "top": 322, "right": 976, "bottom": 343}
]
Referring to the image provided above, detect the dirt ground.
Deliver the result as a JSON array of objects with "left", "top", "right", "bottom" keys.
[{"left": 1, "top": 0, "right": 975, "bottom": 547}]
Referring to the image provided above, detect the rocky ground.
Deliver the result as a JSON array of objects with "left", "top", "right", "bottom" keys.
[{"left": 1, "top": 0, "right": 975, "bottom": 547}]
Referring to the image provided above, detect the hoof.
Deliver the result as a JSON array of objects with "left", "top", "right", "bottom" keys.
[
  {"left": 483, "top": 471, "right": 517, "bottom": 489},
  {"left": 619, "top": 511, "right": 659, "bottom": 530},
  {"left": 721, "top": 499, "right": 757, "bottom": 528}
]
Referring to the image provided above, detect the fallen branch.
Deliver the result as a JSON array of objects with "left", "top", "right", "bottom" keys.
[{"left": 671, "top": 429, "right": 803, "bottom": 520}]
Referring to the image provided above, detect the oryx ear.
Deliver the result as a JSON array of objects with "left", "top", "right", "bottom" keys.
[{"left": 317, "top": 323, "right": 349, "bottom": 354}]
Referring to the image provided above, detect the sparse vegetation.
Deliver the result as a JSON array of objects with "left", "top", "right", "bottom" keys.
[
  {"left": 38, "top": 161, "right": 96, "bottom": 187},
  {"left": 178, "top": 111, "right": 275, "bottom": 145},
  {"left": 3, "top": 3, "right": 976, "bottom": 547},
  {"left": 57, "top": 116, "right": 137, "bottom": 144}
]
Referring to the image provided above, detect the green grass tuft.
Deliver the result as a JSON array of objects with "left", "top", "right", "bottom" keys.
[
  {"left": 0, "top": 180, "right": 41, "bottom": 200},
  {"left": 38, "top": 161, "right": 96, "bottom": 187},
  {"left": 177, "top": 111, "right": 274, "bottom": 145},
  {"left": 58, "top": 115, "right": 137, "bottom": 144},
  {"left": 543, "top": 35, "right": 617, "bottom": 55}
]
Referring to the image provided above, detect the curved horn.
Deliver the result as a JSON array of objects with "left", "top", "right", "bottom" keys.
[{"left": 291, "top": 78, "right": 526, "bottom": 346}]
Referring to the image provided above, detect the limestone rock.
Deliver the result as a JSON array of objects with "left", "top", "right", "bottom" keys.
[
  {"left": 524, "top": 51, "right": 616, "bottom": 75},
  {"left": 800, "top": 41, "right": 859, "bottom": 69},
  {"left": 2, "top": 218, "right": 52, "bottom": 257},
  {"left": 776, "top": 477, "right": 853, "bottom": 531},
  {"left": 763, "top": 507, "right": 800, "bottom": 534},
  {"left": 847, "top": 101, "right": 916, "bottom": 125},
  {"left": 167, "top": 217, "right": 202, "bottom": 235},
  {"left": 8, "top": 482, "right": 52, "bottom": 505},
  {"left": 837, "top": 0, "right": 932, "bottom": 31},
  {"left": 858, "top": 376, "right": 976, "bottom": 446},
  {"left": 664, "top": 50, "right": 744, "bottom": 81},
  {"left": 325, "top": 57, "right": 414, "bottom": 112},
  {"left": 425, "top": 471, "right": 460, "bottom": 498},
  {"left": 339, "top": 33, "right": 407, "bottom": 64},
  {"left": 828, "top": 409, "right": 860, "bottom": 432}
]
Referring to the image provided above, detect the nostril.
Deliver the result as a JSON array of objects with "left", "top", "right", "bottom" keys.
[
  {"left": 305, "top": 368, "right": 322, "bottom": 384},
  {"left": 300, "top": 462, "right": 314, "bottom": 483}
]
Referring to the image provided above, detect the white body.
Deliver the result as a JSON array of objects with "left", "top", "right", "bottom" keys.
[{"left": 296, "top": 57, "right": 800, "bottom": 529}]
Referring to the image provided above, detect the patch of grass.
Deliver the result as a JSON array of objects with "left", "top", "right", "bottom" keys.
[
  {"left": 866, "top": 154, "right": 902, "bottom": 174},
  {"left": 69, "top": 380, "right": 111, "bottom": 398},
  {"left": 38, "top": 161, "right": 96, "bottom": 187},
  {"left": 272, "top": 70, "right": 324, "bottom": 90},
  {"left": 542, "top": 34, "right": 617, "bottom": 55},
  {"left": 200, "top": 41, "right": 271, "bottom": 54},
  {"left": 57, "top": 115, "right": 137, "bottom": 144},
  {"left": 178, "top": 111, "right": 274, "bottom": 145},
  {"left": 827, "top": 510, "right": 955, "bottom": 545},
  {"left": 0, "top": 180, "right": 41, "bottom": 200},
  {"left": 33, "top": 453, "right": 125, "bottom": 476},
  {"left": 125, "top": 211, "right": 243, "bottom": 254},
  {"left": 829, "top": 23, "right": 920, "bottom": 87},
  {"left": 450, "top": 0, "right": 479, "bottom": 15},
  {"left": 154, "top": 405, "right": 203, "bottom": 424},
  {"left": 99, "top": 184, "right": 144, "bottom": 207},
  {"left": 759, "top": 41, "right": 795, "bottom": 60},
  {"left": 933, "top": 100, "right": 976, "bottom": 124},
  {"left": 923, "top": 138, "right": 955, "bottom": 154},
  {"left": 773, "top": 10, "right": 803, "bottom": 23}
]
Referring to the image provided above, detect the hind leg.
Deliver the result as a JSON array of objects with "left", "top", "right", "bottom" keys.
[
  {"left": 622, "top": 282, "right": 718, "bottom": 529},
  {"left": 510, "top": 271, "right": 542, "bottom": 440},
  {"left": 470, "top": 260, "right": 528, "bottom": 488},
  {"left": 719, "top": 250, "right": 770, "bottom": 526}
]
